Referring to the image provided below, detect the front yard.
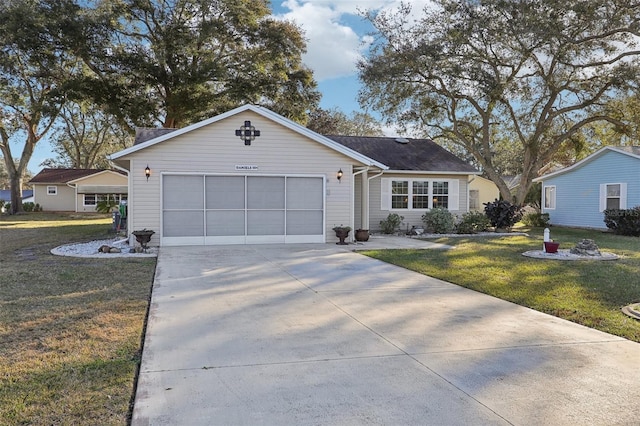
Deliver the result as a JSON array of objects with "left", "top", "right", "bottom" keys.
[
  {"left": 0, "top": 213, "right": 156, "bottom": 425},
  {"left": 363, "top": 226, "right": 640, "bottom": 343}
]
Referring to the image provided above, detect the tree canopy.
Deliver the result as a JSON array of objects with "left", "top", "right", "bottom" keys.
[
  {"left": 359, "top": 0, "right": 640, "bottom": 203},
  {"left": 306, "top": 107, "right": 384, "bottom": 136},
  {"left": 0, "top": 0, "right": 78, "bottom": 213},
  {"left": 76, "top": 0, "right": 320, "bottom": 131}
]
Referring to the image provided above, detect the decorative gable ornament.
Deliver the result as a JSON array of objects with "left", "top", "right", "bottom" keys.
[{"left": 235, "top": 120, "right": 261, "bottom": 145}]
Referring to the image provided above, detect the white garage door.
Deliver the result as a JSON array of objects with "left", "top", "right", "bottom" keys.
[{"left": 162, "top": 174, "right": 325, "bottom": 245}]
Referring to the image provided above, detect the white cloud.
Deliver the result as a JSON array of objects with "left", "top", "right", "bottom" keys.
[{"left": 273, "top": 1, "right": 434, "bottom": 81}]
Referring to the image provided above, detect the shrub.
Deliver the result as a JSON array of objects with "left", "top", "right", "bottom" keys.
[
  {"left": 603, "top": 207, "right": 640, "bottom": 236},
  {"left": 422, "top": 207, "right": 455, "bottom": 233},
  {"left": 483, "top": 199, "right": 523, "bottom": 230},
  {"left": 379, "top": 213, "right": 404, "bottom": 234},
  {"left": 456, "top": 210, "right": 491, "bottom": 234},
  {"left": 521, "top": 212, "right": 550, "bottom": 227},
  {"left": 22, "top": 202, "right": 35, "bottom": 212},
  {"left": 34, "top": 203, "right": 42, "bottom": 212}
]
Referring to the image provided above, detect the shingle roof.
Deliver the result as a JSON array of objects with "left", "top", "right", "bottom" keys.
[
  {"left": 29, "top": 168, "right": 108, "bottom": 184},
  {"left": 324, "top": 135, "right": 478, "bottom": 173},
  {"left": 134, "top": 127, "right": 178, "bottom": 145}
]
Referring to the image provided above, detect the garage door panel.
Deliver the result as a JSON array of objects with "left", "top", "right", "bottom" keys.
[
  {"left": 163, "top": 175, "right": 204, "bottom": 209},
  {"left": 163, "top": 211, "right": 204, "bottom": 237},
  {"left": 206, "top": 176, "right": 245, "bottom": 209},
  {"left": 206, "top": 210, "right": 245, "bottom": 236},
  {"left": 247, "top": 177, "right": 285, "bottom": 209},
  {"left": 247, "top": 211, "right": 285, "bottom": 235},
  {"left": 286, "top": 210, "right": 323, "bottom": 235},
  {"left": 287, "top": 177, "right": 323, "bottom": 209}
]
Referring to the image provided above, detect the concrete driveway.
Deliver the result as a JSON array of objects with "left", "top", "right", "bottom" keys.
[{"left": 132, "top": 242, "right": 640, "bottom": 425}]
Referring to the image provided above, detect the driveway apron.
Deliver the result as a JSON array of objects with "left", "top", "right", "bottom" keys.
[{"left": 132, "top": 244, "right": 640, "bottom": 425}]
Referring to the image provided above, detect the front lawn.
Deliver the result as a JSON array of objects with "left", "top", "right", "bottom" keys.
[
  {"left": 0, "top": 213, "right": 156, "bottom": 425},
  {"left": 363, "top": 226, "right": 640, "bottom": 342}
]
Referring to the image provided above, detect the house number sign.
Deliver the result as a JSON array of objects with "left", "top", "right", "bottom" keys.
[{"left": 235, "top": 165, "right": 259, "bottom": 171}]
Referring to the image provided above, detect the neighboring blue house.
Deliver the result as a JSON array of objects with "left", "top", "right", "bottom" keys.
[{"left": 533, "top": 146, "right": 640, "bottom": 229}]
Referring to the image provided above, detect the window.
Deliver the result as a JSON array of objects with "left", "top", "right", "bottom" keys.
[
  {"left": 47, "top": 186, "right": 57, "bottom": 195},
  {"left": 412, "top": 181, "right": 429, "bottom": 208},
  {"left": 544, "top": 186, "right": 556, "bottom": 209},
  {"left": 391, "top": 180, "right": 408, "bottom": 209},
  {"left": 432, "top": 181, "right": 449, "bottom": 209},
  {"left": 384, "top": 179, "right": 458, "bottom": 210},
  {"left": 606, "top": 184, "right": 620, "bottom": 210},
  {"left": 599, "top": 183, "right": 627, "bottom": 212},
  {"left": 83, "top": 194, "right": 127, "bottom": 206},
  {"left": 469, "top": 190, "right": 480, "bottom": 211}
]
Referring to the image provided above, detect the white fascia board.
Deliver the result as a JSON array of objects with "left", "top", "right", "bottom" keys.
[
  {"left": 108, "top": 104, "right": 389, "bottom": 169},
  {"left": 382, "top": 170, "right": 480, "bottom": 176},
  {"left": 532, "top": 146, "right": 640, "bottom": 182}
]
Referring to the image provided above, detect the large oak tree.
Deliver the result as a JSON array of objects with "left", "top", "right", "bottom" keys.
[
  {"left": 78, "top": 0, "right": 320, "bottom": 131},
  {"left": 0, "top": 0, "right": 79, "bottom": 213},
  {"left": 359, "top": 0, "right": 640, "bottom": 203}
]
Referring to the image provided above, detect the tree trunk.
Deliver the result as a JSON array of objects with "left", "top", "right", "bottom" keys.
[{"left": 9, "top": 173, "right": 24, "bottom": 214}]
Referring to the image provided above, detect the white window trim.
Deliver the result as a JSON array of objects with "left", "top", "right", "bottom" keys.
[
  {"left": 47, "top": 185, "right": 57, "bottom": 195},
  {"left": 381, "top": 178, "right": 459, "bottom": 211},
  {"left": 599, "top": 183, "right": 627, "bottom": 212},
  {"left": 543, "top": 185, "right": 556, "bottom": 210}
]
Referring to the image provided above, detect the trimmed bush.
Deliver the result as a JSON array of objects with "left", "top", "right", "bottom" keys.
[
  {"left": 522, "top": 212, "right": 550, "bottom": 227},
  {"left": 422, "top": 207, "right": 455, "bottom": 233},
  {"left": 603, "top": 207, "right": 640, "bottom": 236},
  {"left": 22, "top": 202, "right": 35, "bottom": 212},
  {"left": 456, "top": 210, "right": 491, "bottom": 234},
  {"left": 380, "top": 213, "right": 404, "bottom": 234},
  {"left": 484, "top": 199, "right": 523, "bottom": 230}
]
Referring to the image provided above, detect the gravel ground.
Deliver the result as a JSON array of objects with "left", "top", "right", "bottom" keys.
[{"left": 51, "top": 238, "right": 158, "bottom": 258}]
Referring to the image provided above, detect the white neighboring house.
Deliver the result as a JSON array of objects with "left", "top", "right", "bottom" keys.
[
  {"left": 533, "top": 146, "right": 640, "bottom": 229},
  {"left": 108, "top": 105, "right": 479, "bottom": 247},
  {"left": 29, "top": 168, "right": 128, "bottom": 212}
]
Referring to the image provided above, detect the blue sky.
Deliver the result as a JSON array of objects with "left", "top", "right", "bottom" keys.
[{"left": 24, "top": 0, "right": 432, "bottom": 173}]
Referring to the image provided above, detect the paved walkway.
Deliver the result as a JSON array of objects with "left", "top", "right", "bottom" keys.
[{"left": 132, "top": 240, "right": 640, "bottom": 425}]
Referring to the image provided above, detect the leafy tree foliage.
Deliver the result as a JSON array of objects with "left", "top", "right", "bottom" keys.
[
  {"left": 0, "top": 0, "right": 78, "bottom": 213},
  {"left": 77, "top": 0, "right": 320, "bottom": 130},
  {"left": 359, "top": 0, "right": 640, "bottom": 203},
  {"left": 307, "top": 107, "right": 384, "bottom": 136},
  {"left": 42, "top": 102, "right": 131, "bottom": 169}
]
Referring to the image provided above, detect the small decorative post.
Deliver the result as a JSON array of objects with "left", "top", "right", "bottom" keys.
[{"left": 543, "top": 228, "right": 550, "bottom": 252}]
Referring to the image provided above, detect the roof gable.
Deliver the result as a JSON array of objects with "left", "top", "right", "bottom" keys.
[
  {"left": 325, "top": 135, "right": 478, "bottom": 174},
  {"left": 109, "top": 105, "right": 388, "bottom": 169},
  {"left": 534, "top": 146, "right": 640, "bottom": 182}
]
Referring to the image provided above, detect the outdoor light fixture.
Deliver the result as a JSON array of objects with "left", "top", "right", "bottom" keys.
[
  {"left": 145, "top": 165, "right": 151, "bottom": 181},
  {"left": 337, "top": 169, "right": 343, "bottom": 182}
]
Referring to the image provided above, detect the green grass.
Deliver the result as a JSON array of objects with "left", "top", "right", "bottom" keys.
[
  {"left": 362, "top": 226, "right": 640, "bottom": 342},
  {"left": 0, "top": 213, "right": 156, "bottom": 425}
]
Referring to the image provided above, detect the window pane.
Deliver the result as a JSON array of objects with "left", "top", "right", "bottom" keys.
[
  {"left": 606, "top": 198, "right": 620, "bottom": 210},
  {"left": 433, "top": 196, "right": 449, "bottom": 209},
  {"left": 392, "top": 195, "right": 408, "bottom": 209},
  {"left": 163, "top": 175, "right": 204, "bottom": 209},
  {"left": 544, "top": 187, "right": 555, "bottom": 209},
  {"left": 413, "top": 181, "right": 428, "bottom": 195},
  {"left": 392, "top": 181, "right": 408, "bottom": 194},
  {"left": 607, "top": 184, "right": 620, "bottom": 197},
  {"left": 287, "top": 177, "right": 323, "bottom": 210},
  {"left": 433, "top": 181, "right": 449, "bottom": 195},
  {"left": 247, "top": 211, "right": 285, "bottom": 235},
  {"left": 413, "top": 195, "right": 429, "bottom": 209},
  {"left": 469, "top": 190, "right": 479, "bottom": 210},
  {"left": 206, "top": 176, "right": 245, "bottom": 209},
  {"left": 84, "top": 195, "right": 96, "bottom": 205}
]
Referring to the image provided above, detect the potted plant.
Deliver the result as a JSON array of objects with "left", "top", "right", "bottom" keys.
[
  {"left": 332, "top": 225, "right": 351, "bottom": 245},
  {"left": 544, "top": 241, "right": 560, "bottom": 253},
  {"left": 355, "top": 229, "right": 369, "bottom": 242}
]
